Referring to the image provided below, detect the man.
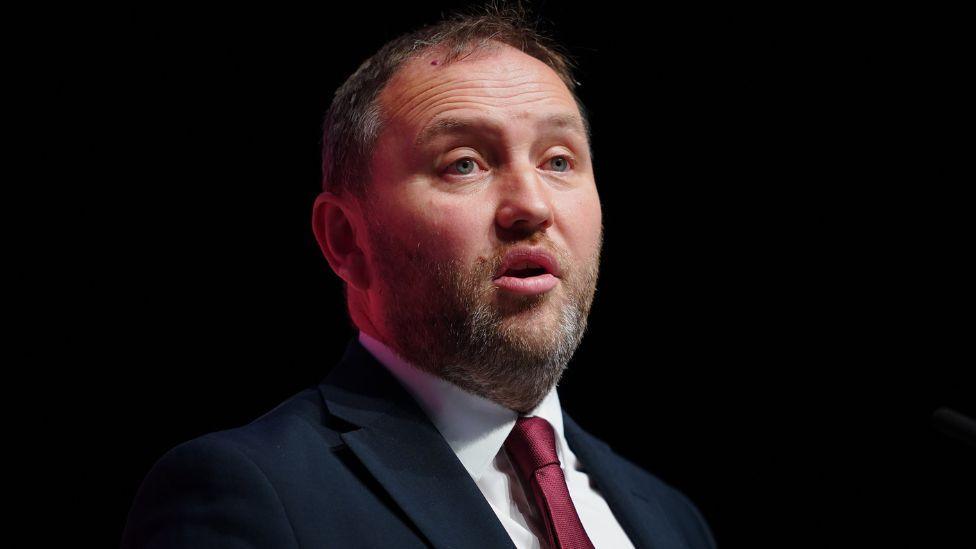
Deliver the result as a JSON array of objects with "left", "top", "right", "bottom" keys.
[{"left": 122, "top": 5, "right": 717, "bottom": 548}]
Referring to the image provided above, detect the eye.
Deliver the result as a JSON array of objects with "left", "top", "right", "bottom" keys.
[
  {"left": 444, "top": 157, "right": 483, "bottom": 178},
  {"left": 547, "top": 155, "right": 573, "bottom": 173},
  {"left": 453, "top": 158, "right": 478, "bottom": 175}
]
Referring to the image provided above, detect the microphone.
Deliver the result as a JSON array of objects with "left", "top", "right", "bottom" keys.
[{"left": 932, "top": 407, "right": 976, "bottom": 450}]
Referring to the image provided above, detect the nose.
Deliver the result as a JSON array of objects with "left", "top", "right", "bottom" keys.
[{"left": 494, "top": 164, "right": 553, "bottom": 238}]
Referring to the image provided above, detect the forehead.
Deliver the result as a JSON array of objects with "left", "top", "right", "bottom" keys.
[{"left": 378, "top": 42, "right": 581, "bottom": 137}]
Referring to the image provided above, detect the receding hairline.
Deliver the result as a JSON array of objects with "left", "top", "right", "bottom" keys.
[
  {"left": 375, "top": 41, "right": 590, "bottom": 148},
  {"left": 378, "top": 40, "right": 550, "bottom": 111}
]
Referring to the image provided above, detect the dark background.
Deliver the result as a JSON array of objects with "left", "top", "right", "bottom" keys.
[{"left": 37, "top": 2, "right": 972, "bottom": 548}]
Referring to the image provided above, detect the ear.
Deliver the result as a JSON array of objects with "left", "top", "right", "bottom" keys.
[{"left": 312, "top": 191, "right": 370, "bottom": 292}]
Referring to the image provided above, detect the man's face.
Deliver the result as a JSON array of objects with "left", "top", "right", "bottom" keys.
[{"left": 360, "top": 42, "right": 603, "bottom": 412}]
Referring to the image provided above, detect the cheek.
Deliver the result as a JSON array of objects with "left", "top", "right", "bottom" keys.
[
  {"left": 406, "top": 196, "right": 492, "bottom": 261},
  {"left": 560, "top": 189, "right": 603, "bottom": 253}
]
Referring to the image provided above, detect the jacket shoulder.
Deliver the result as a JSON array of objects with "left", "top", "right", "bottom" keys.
[
  {"left": 121, "top": 386, "right": 343, "bottom": 549},
  {"left": 603, "top": 445, "right": 718, "bottom": 549},
  {"left": 121, "top": 431, "right": 300, "bottom": 549},
  {"left": 205, "top": 386, "right": 346, "bottom": 459},
  {"left": 565, "top": 412, "right": 718, "bottom": 549}
]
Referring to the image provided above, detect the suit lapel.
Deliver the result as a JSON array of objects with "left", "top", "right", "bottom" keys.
[
  {"left": 318, "top": 338, "right": 516, "bottom": 549},
  {"left": 563, "top": 412, "right": 688, "bottom": 549}
]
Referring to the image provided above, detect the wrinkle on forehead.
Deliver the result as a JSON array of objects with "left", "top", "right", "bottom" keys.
[{"left": 379, "top": 43, "right": 578, "bottom": 135}]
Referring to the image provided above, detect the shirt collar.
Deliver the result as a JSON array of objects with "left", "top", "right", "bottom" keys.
[{"left": 357, "top": 330, "right": 567, "bottom": 481}]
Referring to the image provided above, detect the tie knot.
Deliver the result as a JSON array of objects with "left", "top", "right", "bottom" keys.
[{"left": 504, "top": 415, "right": 560, "bottom": 480}]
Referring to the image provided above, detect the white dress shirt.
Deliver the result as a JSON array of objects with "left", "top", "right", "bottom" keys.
[{"left": 358, "top": 331, "right": 636, "bottom": 549}]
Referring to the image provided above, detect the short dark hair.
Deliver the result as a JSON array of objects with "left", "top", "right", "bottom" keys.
[{"left": 320, "top": 1, "right": 590, "bottom": 202}]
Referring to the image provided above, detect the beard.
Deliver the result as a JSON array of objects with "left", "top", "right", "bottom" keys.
[{"left": 364, "top": 217, "right": 602, "bottom": 414}]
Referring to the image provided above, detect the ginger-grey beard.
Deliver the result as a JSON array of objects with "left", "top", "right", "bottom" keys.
[{"left": 365, "top": 222, "right": 602, "bottom": 413}]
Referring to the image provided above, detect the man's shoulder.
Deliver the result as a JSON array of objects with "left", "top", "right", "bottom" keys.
[
  {"left": 566, "top": 415, "right": 718, "bottom": 549},
  {"left": 122, "top": 383, "right": 353, "bottom": 548},
  {"left": 605, "top": 446, "right": 714, "bottom": 545},
  {"left": 169, "top": 384, "right": 347, "bottom": 472},
  {"left": 131, "top": 382, "right": 352, "bottom": 511}
]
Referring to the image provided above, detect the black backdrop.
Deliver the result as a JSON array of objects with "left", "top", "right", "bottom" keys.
[{"left": 40, "top": 2, "right": 972, "bottom": 548}]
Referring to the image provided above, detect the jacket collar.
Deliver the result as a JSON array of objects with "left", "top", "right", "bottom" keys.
[
  {"left": 318, "top": 336, "right": 679, "bottom": 549},
  {"left": 357, "top": 329, "right": 569, "bottom": 482}
]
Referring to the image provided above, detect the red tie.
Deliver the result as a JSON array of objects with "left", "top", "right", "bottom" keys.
[{"left": 504, "top": 415, "right": 595, "bottom": 549}]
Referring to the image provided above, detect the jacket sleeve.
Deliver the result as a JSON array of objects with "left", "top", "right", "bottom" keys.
[
  {"left": 670, "top": 487, "right": 718, "bottom": 549},
  {"left": 121, "top": 435, "right": 300, "bottom": 549}
]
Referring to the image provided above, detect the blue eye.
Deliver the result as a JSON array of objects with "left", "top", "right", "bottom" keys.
[
  {"left": 549, "top": 156, "right": 571, "bottom": 172},
  {"left": 452, "top": 158, "right": 477, "bottom": 175}
]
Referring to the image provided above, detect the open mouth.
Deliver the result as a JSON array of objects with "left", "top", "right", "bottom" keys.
[
  {"left": 493, "top": 261, "right": 558, "bottom": 295},
  {"left": 503, "top": 266, "right": 549, "bottom": 278},
  {"left": 491, "top": 249, "right": 561, "bottom": 295}
]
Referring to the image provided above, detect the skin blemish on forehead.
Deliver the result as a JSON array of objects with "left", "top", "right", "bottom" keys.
[{"left": 431, "top": 60, "right": 438, "bottom": 65}]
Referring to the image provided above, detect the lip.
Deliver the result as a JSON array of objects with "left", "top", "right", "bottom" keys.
[
  {"left": 492, "top": 247, "right": 562, "bottom": 280},
  {"left": 493, "top": 273, "right": 559, "bottom": 295}
]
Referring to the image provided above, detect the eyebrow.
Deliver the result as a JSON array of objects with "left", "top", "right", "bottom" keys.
[{"left": 414, "top": 112, "right": 589, "bottom": 148}]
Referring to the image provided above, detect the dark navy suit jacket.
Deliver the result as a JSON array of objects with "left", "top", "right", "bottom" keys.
[{"left": 122, "top": 337, "right": 718, "bottom": 548}]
